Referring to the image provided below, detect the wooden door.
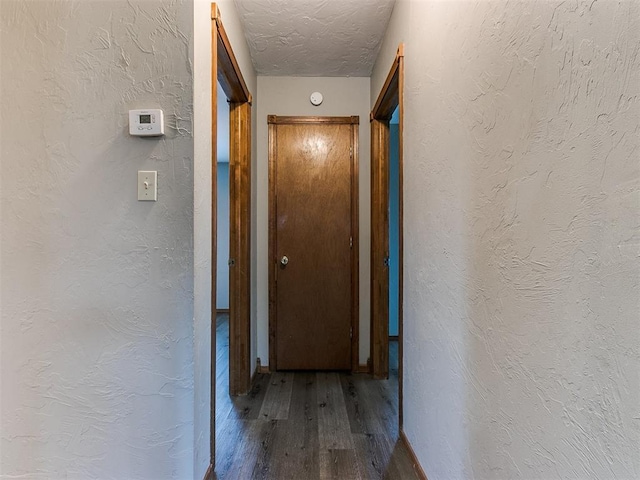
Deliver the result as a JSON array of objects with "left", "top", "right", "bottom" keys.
[{"left": 269, "top": 116, "right": 359, "bottom": 371}]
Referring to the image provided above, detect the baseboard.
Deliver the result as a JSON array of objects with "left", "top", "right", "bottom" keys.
[
  {"left": 255, "top": 357, "right": 270, "bottom": 374},
  {"left": 400, "top": 430, "right": 428, "bottom": 480},
  {"left": 355, "top": 363, "right": 371, "bottom": 374},
  {"left": 216, "top": 308, "right": 230, "bottom": 314},
  {"left": 203, "top": 463, "right": 213, "bottom": 480},
  {"left": 251, "top": 360, "right": 259, "bottom": 384}
]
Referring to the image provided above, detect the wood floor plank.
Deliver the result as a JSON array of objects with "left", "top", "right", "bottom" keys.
[
  {"left": 320, "top": 449, "right": 361, "bottom": 480},
  {"left": 341, "top": 373, "right": 385, "bottom": 435},
  {"left": 266, "top": 372, "right": 320, "bottom": 480},
  {"left": 317, "top": 372, "right": 354, "bottom": 450},
  {"left": 213, "top": 316, "right": 417, "bottom": 479},
  {"left": 228, "top": 373, "right": 271, "bottom": 421},
  {"left": 361, "top": 378, "right": 398, "bottom": 437},
  {"left": 249, "top": 419, "right": 280, "bottom": 480},
  {"left": 258, "top": 371, "right": 294, "bottom": 420}
]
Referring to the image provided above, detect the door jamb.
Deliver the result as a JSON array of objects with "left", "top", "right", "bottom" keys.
[
  {"left": 210, "top": 3, "right": 252, "bottom": 474},
  {"left": 370, "top": 44, "right": 404, "bottom": 425},
  {"left": 267, "top": 115, "right": 360, "bottom": 373}
]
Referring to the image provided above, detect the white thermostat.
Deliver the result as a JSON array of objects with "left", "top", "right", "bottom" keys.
[{"left": 129, "top": 109, "right": 164, "bottom": 136}]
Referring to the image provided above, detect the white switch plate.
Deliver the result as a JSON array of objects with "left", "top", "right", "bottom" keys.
[{"left": 138, "top": 171, "right": 157, "bottom": 201}]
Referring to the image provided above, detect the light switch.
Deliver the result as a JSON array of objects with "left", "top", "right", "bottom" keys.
[{"left": 138, "top": 171, "right": 157, "bottom": 201}]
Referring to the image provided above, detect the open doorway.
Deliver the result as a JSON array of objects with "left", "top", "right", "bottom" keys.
[
  {"left": 389, "top": 106, "right": 400, "bottom": 377},
  {"left": 371, "top": 44, "right": 404, "bottom": 423},
  {"left": 215, "top": 78, "right": 231, "bottom": 439},
  {"left": 208, "top": 3, "right": 253, "bottom": 475}
]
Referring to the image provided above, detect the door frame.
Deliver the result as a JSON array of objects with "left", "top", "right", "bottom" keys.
[
  {"left": 209, "top": 3, "right": 252, "bottom": 476},
  {"left": 370, "top": 44, "right": 404, "bottom": 419},
  {"left": 267, "top": 115, "right": 360, "bottom": 372}
]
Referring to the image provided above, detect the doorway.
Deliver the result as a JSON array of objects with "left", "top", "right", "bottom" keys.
[
  {"left": 370, "top": 43, "right": 404, "bottom": 420},
  {"left": 209, "top": 3, "right": 252, "bottom": 476},
  {"left": 268, "top": 116, "right": 360, "bottom": 372}
]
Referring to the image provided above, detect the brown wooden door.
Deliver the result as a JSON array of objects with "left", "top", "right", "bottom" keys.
[{"left": 269, "top": 116, "right": 359, "bottom": 371}]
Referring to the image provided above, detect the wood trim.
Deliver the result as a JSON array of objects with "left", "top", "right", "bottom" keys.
[
  {"left": 371, "top": 44, "right": 404, "bottom": 121},
  {"left": 400, "top": 430, "right": 428, "bottom": 480},
  {"left": 397, "top": 53, "right": 405, "bottom": 430},
  {"left": 252, "top": 359, "right": 265, "bottom": 383},
  {"left": 211, "top": 2, "right": 254, "bottom": 471},
  {"left": 267, "top": 120, "right": 278, "bottom": 371},
  {"left": 355, "top": 363, "right": 371, "bottom": 374},
  {"left": 268, "top": 115, "right": 359, "bottom": 125},
  {"left": 210, "top": 9, "right": 218, "bottom": 467},
  {"left": 212, "top": 4, "right": 251, "bottom": 104},
  {"left": 370, "top": 119, "right": 390, "bottom": 380},
  {"left": 203, "top": 463, "right": 214, "bottom": 480},
  {"left": 370, "top": 45, "right": 405, "bottom": 430},
  {"left": 389, "top": 335, "right": 399, "bottom": 341},
  {"left": 216, "top": 309, "right": 230, "bottom": 314},
  {"left": 268, "top": 116, "right": 360, "bottom": 372},
  {"left": 228, "top": 100, "right": 252, "bottom": 396},
  {"left": 350, "top": 121, "right": 360, "bottom": 373}
]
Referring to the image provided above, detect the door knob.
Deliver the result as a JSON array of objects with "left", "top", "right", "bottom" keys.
[{"left": 280, "top": 255, "right": 289, "bottom": 266}]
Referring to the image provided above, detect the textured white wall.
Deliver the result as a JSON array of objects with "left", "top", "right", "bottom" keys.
[
  {"left": 193, "top": 0, "right": 257, "bottom": 477},
  {"left": 0, "top": 1, "right": 195, "bottom": 478},
  {"left": 372, "top": 0, "right": 640, "bottom": 478},
  {"left": 256, "top": 76, "right": 371, "bottom": 366}
]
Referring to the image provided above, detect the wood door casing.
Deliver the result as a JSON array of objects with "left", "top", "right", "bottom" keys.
[
  {"left": 370, "top": 45, "right": 404, "bottom": 428},
  {"left": 210, "top": 3, "right": 253, "bottom": 475},
  {"left": 269, "top": 116, "right": 359, "bottom": 371}
]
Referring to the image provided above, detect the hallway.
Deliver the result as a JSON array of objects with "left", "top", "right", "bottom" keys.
[{"left": 214, "top": 314, "right": 419, "bottom": 479}]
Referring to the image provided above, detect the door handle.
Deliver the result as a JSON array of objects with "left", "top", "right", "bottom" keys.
[{"left": 280, "top": 255, "right": 289, "bottom": 266}]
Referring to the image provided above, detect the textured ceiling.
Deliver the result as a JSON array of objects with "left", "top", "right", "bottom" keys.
[{"left": 233, "top": 0, "right": 396, "bottom": 77}]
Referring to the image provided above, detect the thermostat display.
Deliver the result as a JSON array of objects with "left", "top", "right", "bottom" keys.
[{"left": 129, "top": 109, "right": 164, "bottom": 136}]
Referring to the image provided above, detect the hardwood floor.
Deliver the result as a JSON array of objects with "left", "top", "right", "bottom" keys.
[{"left": 215, "top": 313, "right": 417, "bottom": 479}]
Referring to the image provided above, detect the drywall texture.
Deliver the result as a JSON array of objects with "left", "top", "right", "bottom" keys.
[
  {"left": 193, "top": 0, "right": 257, "bottom": 477},
  {"left": 372, "top": 0, "right": 640, "bottom": 478},
  {"left": 0, "top": 1, "right": 195, "bottom": 478},
  {"left": 256, "top": 76, "right": 371, "bottom": 366},
  {"left": 234, "top": 0, "right": 395, "bottom": 76}
]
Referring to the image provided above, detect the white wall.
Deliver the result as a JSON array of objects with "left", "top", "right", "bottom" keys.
[
  {"left": 256, "top": 76, "right": 371, "bottom": 366},
  {"left": 0, "top": 1, "right": 194, "bottom": 478},
  {"left": 372, "top": 0, "right": 640, "bottom": 478},
  {"left": 193, "top": 0, "right": 257, "bottom": 477}
]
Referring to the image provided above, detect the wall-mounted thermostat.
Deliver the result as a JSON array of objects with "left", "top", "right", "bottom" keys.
[{"left": 129, "top": 109, "right": 164, "bottom": 136}]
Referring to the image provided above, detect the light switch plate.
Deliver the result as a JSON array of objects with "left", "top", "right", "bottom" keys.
[{"left": 138, "top": 171, "right": 157, "bottom": 201}]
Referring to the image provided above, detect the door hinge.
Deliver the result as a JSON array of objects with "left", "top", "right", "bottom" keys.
[
  {"left": 350, "top": 146, "right": 353, "bottom": 158},
  {"left": 383, "top": 256, "right": 390, "bottom": 267},
  {"left": 228, "top": 258, "right": 236, "bottom": 267},
  {"left": 350, "top": 236, "right": 353, "bottom": 249},
  {"left": 350, "top": 326, "right": 353, "bottom": 339}
]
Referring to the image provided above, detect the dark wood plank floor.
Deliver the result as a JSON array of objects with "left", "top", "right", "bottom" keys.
[{"left": 215, "top": 313, "right": 417, "bottom": 479}]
